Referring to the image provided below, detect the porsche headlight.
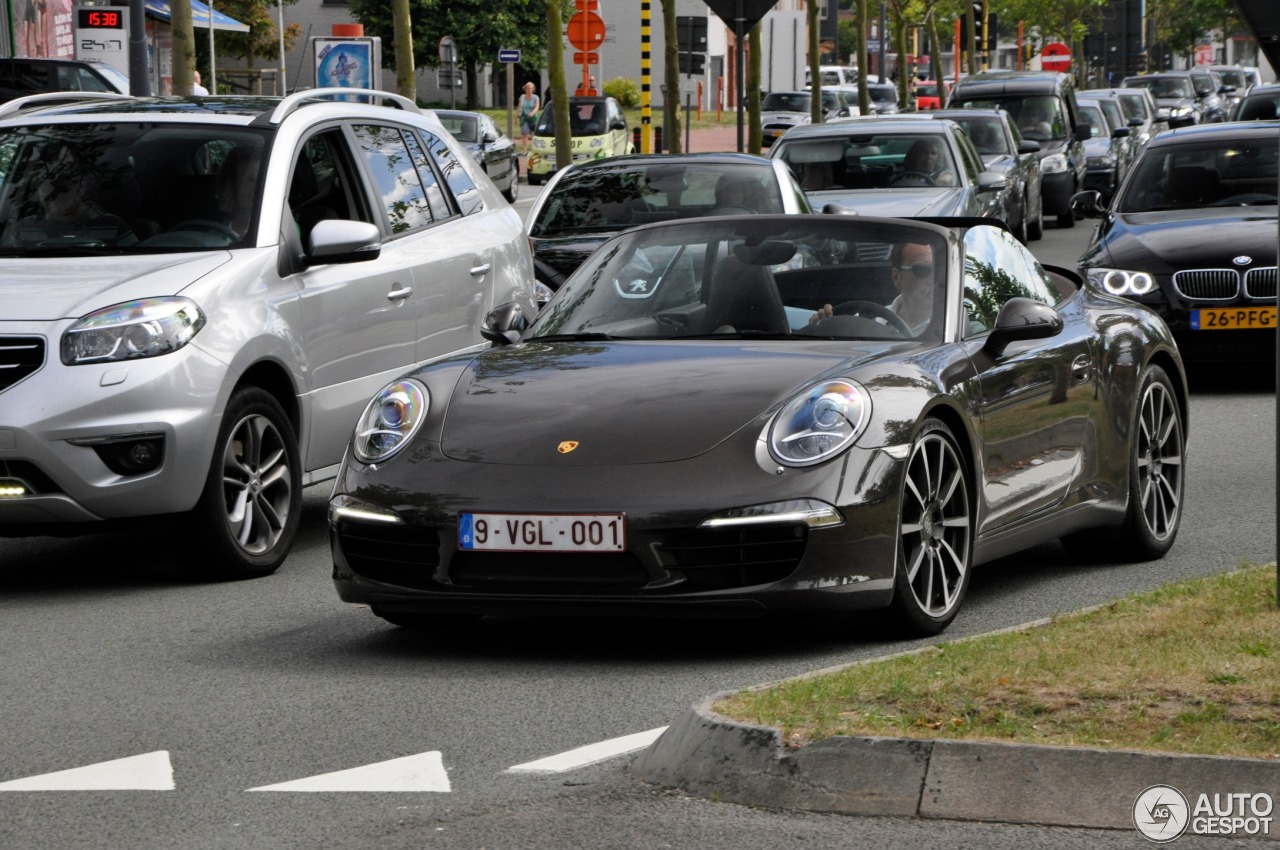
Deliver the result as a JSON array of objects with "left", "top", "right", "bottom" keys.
[
  {"left": 353, "top": 379, "right": 428, "bottom": 463},
  {"left": 769, "top": 380, "right": 870, "bottom": 466},
  {"left": 61, "top": 297, "right": 205, "bottom": 365},
  {"left": 1087, "top": 267, "right": 1155, "bottom": 297},
  {"left": 1041, "top": 152, "right": 1068, "bottom": 174}
]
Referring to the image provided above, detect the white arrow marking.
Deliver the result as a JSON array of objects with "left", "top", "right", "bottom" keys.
[
  {"left": 506, "top": 727, "right": 668, "bottom": 774},
  {"left": 247, "top": 751, "right": 451, "bottom": 792},
  {"left": 0, "top": 751, "right": 174, "bottom": 791}
]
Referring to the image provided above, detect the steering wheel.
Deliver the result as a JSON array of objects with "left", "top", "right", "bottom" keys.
[
  {"left": 170, "top": 219, "right": 240, "bottom": 241},
  {"left": 832, "top": 300, "right": 913, "bottom": 336},
  {"left": 889, "top": 171, "right": 937, "bottom": 187}
]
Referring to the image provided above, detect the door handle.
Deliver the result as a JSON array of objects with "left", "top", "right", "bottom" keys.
[
  {"left": 1071, "top": 354, "right": 1092, "bottom": 383},
  {"left": 470, "top": 263, "right": 492, "bottom": 277},
  {"left": 387, "top": 284, "right": 413, "bottom": 301}
]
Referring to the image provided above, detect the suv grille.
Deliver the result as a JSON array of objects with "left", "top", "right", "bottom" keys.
[
  {"left": 0, "top": 337, "right": 44, "bottom": 393},
  {"left": 1172, "top": 269, "right": 1238, "bottom": 300}
]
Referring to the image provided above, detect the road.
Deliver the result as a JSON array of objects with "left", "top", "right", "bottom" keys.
[{"left": 1, "top": 208, "right": 1275, "bottom": 850}]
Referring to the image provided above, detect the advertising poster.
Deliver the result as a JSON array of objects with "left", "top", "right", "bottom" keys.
[
  {"left": 15, "top": 0, "right": 75, "bottom": 59},
  {"left": 313, "top": 37, "right": 380, "bottom": 96}
]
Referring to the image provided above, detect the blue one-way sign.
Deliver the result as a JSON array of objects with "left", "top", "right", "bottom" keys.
[{"left": 498, "top": 49, "right": 521, "bottom": 63}]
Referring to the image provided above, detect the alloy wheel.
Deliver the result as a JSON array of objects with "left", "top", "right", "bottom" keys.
[
  {"left": 900, "top": 428, "right": 972, "bottom": 620},
  {"left": 220, "top": 412, "right": 293, "bottom": 556}
]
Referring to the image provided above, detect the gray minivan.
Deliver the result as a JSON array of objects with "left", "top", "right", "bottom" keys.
[{"left": 947, "top": 71, "right": 1089, "bottom": 227}]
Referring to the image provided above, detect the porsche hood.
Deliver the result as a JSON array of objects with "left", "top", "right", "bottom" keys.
[{"left": 439, "top": 340, "right": 882, "bottom": 465}]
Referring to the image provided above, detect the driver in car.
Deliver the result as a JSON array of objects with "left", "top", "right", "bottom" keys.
[
  {"left": 6, "top": 165, "right": 137, "bottom": 247},
  {"left": 808, "top": 241, "right": 935, "bottom": 333}
]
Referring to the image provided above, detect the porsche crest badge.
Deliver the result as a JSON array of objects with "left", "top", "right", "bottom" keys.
[{"left": 557, "top": 441, "right": 579, "bottom": 454}]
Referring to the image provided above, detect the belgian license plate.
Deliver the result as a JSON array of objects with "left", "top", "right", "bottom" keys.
[
  {"left": 458, "top": 512, "right": 626, "bottom": 552},
  {"left": 1192, "top": 307, "right": 1278, "bottom": 330}
]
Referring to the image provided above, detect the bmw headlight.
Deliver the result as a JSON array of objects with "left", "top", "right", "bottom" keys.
[
  {"left": 353, "top": 379, "right": 428, "bottom": 463},
  {"left": 1087, "top": 154, "right": 1116, "bottom": 168},
  {"left": 1041, "top": 153, "right": 1068, "bottom": 174},
  {"left": 61, "top": 297, "right": 205, "bottom": 365},
  {"left": 1169, "top": 106, "right": 1191, "bottom": 118},
  {"left": 1087, "top": 267, "right": 1155, "bottom": 297},
  {"left": 769, "top": 380, "right": 871, "bottom": 466}
]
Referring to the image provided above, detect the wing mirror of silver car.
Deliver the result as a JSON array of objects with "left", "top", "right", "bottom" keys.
[{"left": 305, "top": 220, "right": 382, "bottom": 265}]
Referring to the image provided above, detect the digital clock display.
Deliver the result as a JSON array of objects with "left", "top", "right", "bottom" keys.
[{"left": 77, "top": 8, "right": 124, "bottom": 28}]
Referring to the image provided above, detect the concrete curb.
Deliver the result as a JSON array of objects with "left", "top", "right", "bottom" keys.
[{"left": 632, "top": 694, "right": 1280, "bottom": 837}]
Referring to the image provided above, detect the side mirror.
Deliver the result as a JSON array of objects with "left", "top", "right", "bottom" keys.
[
  {"left": 976, "top": 171, "right": 1009, "bottom": 193},
  {"left": 1128, "top": 116, "right": 1145, "bottom": 127},
  {"left": 1017, "top": 139, "right": 1041, "bottom": 154},
  {"left": 1111, "top": 126, "right": 1131, "bottom": 138},
  {"left": 481, "top": 131, "right": 497, "bottom": 145},
  {"left": 611, "top": 120, "right": 626, "bottom": 131},
  {"left": 1074, "top": 124, "right": 1091, "bottom": 142},
  {"left": 305, "top": 220, "right": 381, "bottom": 265},
  {"left": 984, "top": 297, "right": 1064, "bottom": 357},
  {"left": 1070, "top": 189, "right": 1108, "bottom": 219},
  {"left": 480, "top": 301, "right": 530, "bottom": 346}
]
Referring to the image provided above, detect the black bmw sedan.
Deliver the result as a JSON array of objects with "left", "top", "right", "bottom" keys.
[{"left": 1074, "top": 121, "right": 1279, "bottom": 364}]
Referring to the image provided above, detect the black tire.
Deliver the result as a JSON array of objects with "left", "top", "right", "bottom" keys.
[
  {"left": 1027, "top": 193, "right": 1044, "bottom": 241},
  {"left": 1013, "top": 193, "right": 1029, "bottom": 244},
  {"left": 1061, "top": 365, "right": 1185, "bottom": 562},
  {"left": 1121, "top": 366, "right": 1185, "bottom": 559},
  {"left": 527, "top": 172, "right": 542, "bottom": 187},
  {"left": 180, "top": 387, "right": 302, "bottom": 580},
  {"left": 1056, "top": 210, "right": 1075, "bottom": 228},
  {"left": 888, "top": 418, "right": 973, "bottom": 636},
  {"left": 502, "top": 161, "right": 519, "bottom": 203}
]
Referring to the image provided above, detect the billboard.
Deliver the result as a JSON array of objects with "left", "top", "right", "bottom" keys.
[{"left": 312, "top": 37, "right": 381, "bottom": 93}]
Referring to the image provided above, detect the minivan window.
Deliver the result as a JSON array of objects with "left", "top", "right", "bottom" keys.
[{"left": 952, "top": 94, "right": 1066, "bottom": 143}]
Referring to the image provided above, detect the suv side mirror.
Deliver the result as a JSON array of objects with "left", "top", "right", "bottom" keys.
[
  {"left": 1074, "top": 124, "right": 1091, "bottom": 142},
  {"left": 1017, "top": 139, "right": 1041, "bottom": 154},
  {"left": 306, "top": 220, "right": 381, "bottom": 266},
  {"left": 1070, "top": 189, "right": 1108, "bottom": 219},
  {"left": 1111, "top": 126, "right": 1131, "bottom": 139}
]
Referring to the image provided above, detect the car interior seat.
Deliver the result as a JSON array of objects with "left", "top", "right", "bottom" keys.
[
  {"left": 702, "top": 254, "right": 789, "bottom": 334},
  {"left": 1164, "top": 165, "right": 1220, "bottom": 207}
]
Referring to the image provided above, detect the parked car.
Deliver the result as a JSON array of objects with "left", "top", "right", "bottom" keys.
[
  {"left": 760, "top": 90, "right": 854, "bottom": 147},
  {"left": 0, "top": 57, "right": 129, "bottom": 103},
  {"left": 1076, "top": 99, "right": 1135, "bottom": 204},
  {"left": 330, "top": 215, "right": 1187, "bottom": 637},
  {"left": 0, "top": 89, "right": 538, "bottom": 577},
  {"left": 768, "top": 117, "right": 1009, "bottom": 226},
  {"left": 527, "top": 96, "right": 633, "bottom": 185},
  {"left": 1073, "top": 120, "right": 1279, "bottom": 364},
  {"left": 525, "top": 153, "right": 810, "bottom": 289},
  {"left": 918, "top": 108, "right": 1044, "bottom": 242},
  {"left": 806, "top": 65, "right": 859, "bottom": 90},
  {"left": 947, "top": 71, "right": 1090, "bottom": 227},
  {"left": 1079, "top": 87, "right": 1166, "bottom": 149},
  {"left": 1122, "top": 72, "right": 1205, "bottom": 128},
  {"left": 433, "top": 109, "right": 519, "bottom": 203},
  {"left": 1234, "top": 82, "right": 1280, "bottom": 121}
]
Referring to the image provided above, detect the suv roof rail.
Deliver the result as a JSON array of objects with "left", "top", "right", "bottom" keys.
[
  {"left": 0, "top": 91, "right": 132, "bottom": 119},
  {"left": 258, "top": 87, "right": 421, "bottom": 126}
]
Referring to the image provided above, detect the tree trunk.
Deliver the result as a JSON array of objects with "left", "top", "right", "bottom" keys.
[
  {"left": 171, "top": 0, "right": 195, "bottom": 95},
  {"left": 855, "top": 0, "right": 870, "bottom": 116},
  {"left": 748, "top": 23, "right": 762, "bottom": 153},
  {"left": 661, "top": 0, "right": 681, "bottom": 153},
  {"left": 545, "top": 0, "right": 571, "bottom": 168},
  {"left": 392, "top": 0, "right": 415, "bottom": 101},
  {"left": 808, "top": 0, "right": 821, "bottom": 124}
]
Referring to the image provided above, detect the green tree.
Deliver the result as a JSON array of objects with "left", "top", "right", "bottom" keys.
[
  {"left": 206, "top": 0, "right": 302, "bottom": 78},
  {"left": 348, "top": 0, "right": 559, "bottom": 108}
]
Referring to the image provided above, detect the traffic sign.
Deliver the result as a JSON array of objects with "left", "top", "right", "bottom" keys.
[
  {"left": 573, "top": 52, "right": 600, "bottom": 65},
  {"left": 566, "top": 10, "right": 605, "bottom": 51},
  {"left": 498, "top": 48, "right": 521, "bottom": 63},
  {"left": 438, "top": 36, "right": 456, "bottom": 65},
  {"left": 1041, "top": 41, "right": 1071, "bottom": 72}
]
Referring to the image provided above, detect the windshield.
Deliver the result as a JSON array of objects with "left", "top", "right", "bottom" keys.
[
  {"left": 1215, "top": 68, "right": 1245, "bottom": 88},
  {"left": 91, "top": 63, "right": 131, "bottom": 94},
  {"left": 0, "top": 123, "right": 268, "bottom": 255},
  {"left": 535, "top": 101, "right": 610, "bottom": 136},
  {"left": 1117, "top": 94, "right": 1148, "bottom": 121},
  {"left": 951, "top": 94, "right": 1066, "bottom": 143},
  {"left": 439, "top": 114, "right": 479, "bottom": 144},
  {"left": 869, "top": 85, "right": 897, "bottom": 104},
  {"left": 1129, "top": 76, "right": 1195, "bottom": 99},
  {"left": 528, "top": 218, "right": 949, "bottom": 342},
  {"left": 1117, "top": 140, "right": 1279, "bottom": 212},
  {"left": 763, "top": 93, "right": 810, "bottom": 112},
  {"left": 950, "top": 117, "right": 1008, "bottom": 155},
  {"left": 530, "top": 162, "right": 787, "bottom": 237},
  {"left": 773, "top": 131, "right": 959, "bottom": 190},
  {"left": 1078, "top": 105, "right": 1107, "bottom": 138}
]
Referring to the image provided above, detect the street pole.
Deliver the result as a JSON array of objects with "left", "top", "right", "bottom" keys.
[
  {"left": 878, "top": 2, "right": 886, "bottom": 83},
  {"left": 278, "top": 0, "right": 287, "bottom": 94},
  {"left": 128, "top": 0, "right": 150, "bottom": 95},
  {"left": 736, "top": 0, "right": 745, "bottom": 153},
  {"left": 208, "top": 0, "right": 216, "bottom": 92}
]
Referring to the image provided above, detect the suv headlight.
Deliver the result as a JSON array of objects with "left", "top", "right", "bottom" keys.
[
  {"left": 353, "top": 379, "right": 428, "bottom": 463},
  {"left": 1041, "top": 153, "right": 1068, "bottom": 174},
  {"left": 61, "top": 297, "right": 205, "bottom": 365},
  {"left": 768, "top": 380, "right": 871, "bottom": 466},
  {"left": 1087, "top": 154, "right": 1116, "bottom": 168},
  {"left": 1087, "top": 267, "right": 1155, "bottom": 297}
]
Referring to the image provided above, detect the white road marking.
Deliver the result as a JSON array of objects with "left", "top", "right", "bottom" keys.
[
  {"left": 506, "top": 727, "right": 668, "bottom": 774},
  {"left": 0, "top": 751, "right": 174, "bottom": 791},
  {"left": 247, "top": 751, "right": 451, "bottom": 792}
]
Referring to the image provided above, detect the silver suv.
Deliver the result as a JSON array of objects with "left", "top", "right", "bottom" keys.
[{"left": 0, "top": 89, "right": 538, "bottom": 578}]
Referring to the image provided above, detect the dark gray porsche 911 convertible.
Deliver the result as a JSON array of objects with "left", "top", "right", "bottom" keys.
[{"left": 329, "top": 215, "right": 1188, "bottom": 637}]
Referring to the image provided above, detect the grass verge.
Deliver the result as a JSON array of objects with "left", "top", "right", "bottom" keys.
[{"left": 715, "top": 565, "right": 1280, "bottom": 760}]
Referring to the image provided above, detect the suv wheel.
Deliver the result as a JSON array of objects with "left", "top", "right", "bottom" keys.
[{"left": 180, "top": 387, "right": 302, "bottom": 580}]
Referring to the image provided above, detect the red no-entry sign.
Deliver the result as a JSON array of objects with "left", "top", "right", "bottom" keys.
[{"left": 1041, "top": 42, "right": 1071, "bottom": 72}]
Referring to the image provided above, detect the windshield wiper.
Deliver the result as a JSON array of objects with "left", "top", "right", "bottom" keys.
[{"left": 529, "top": 332, "right": 616, "bottom": 342}]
